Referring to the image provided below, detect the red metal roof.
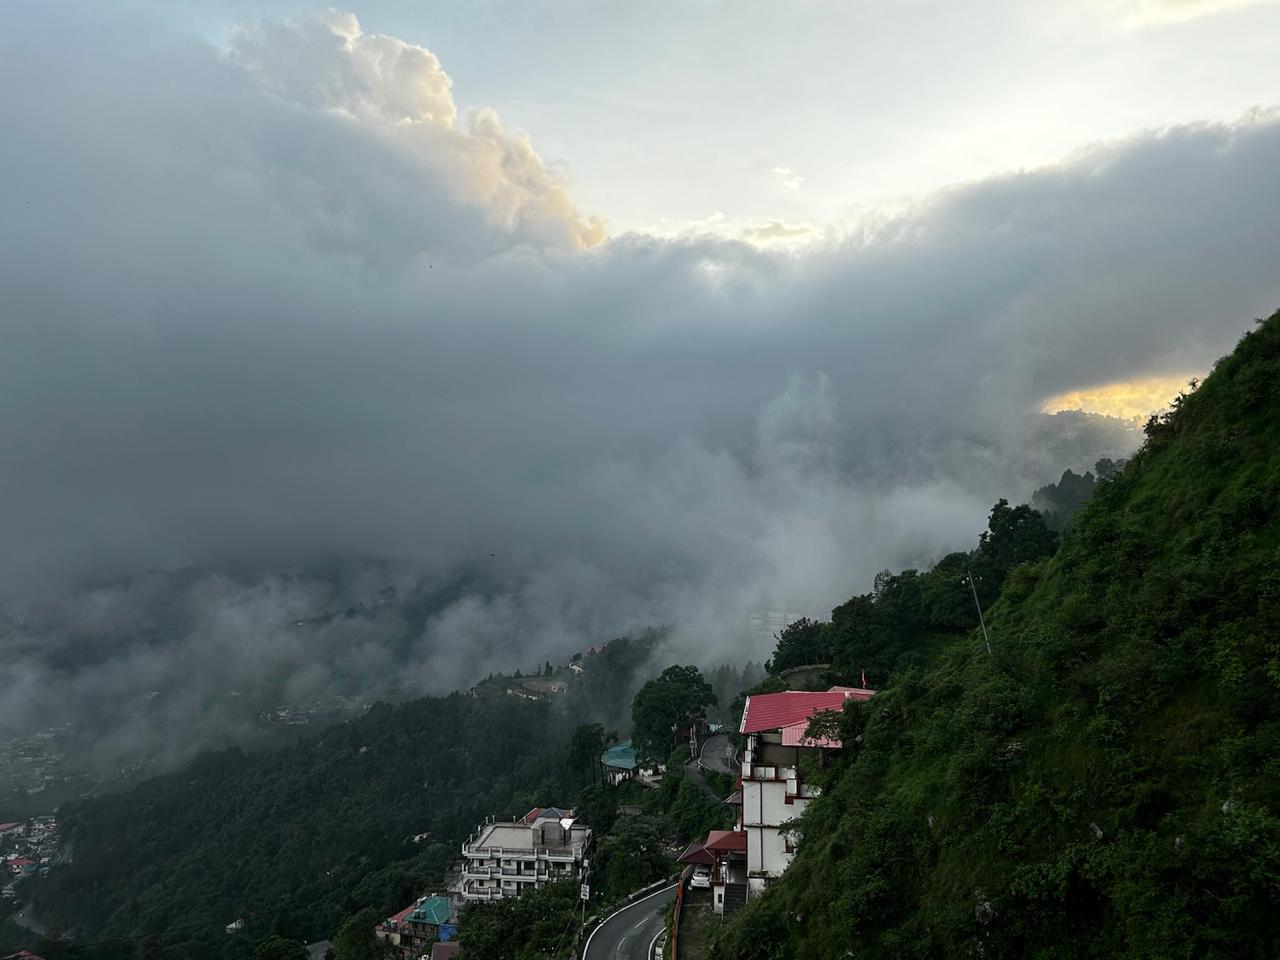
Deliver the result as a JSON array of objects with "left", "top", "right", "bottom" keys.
[
  {"left": 381, "top": 902, "right": 415, "bottom": 928},
  {"left": 703, "top": 830, "right": 747, "bottom": 852},
  {"left": 678, "top": 841, "right": 715, "bottom": 865},
  {"left": 739, "top": 687, "right": 874, "bottom": 736}
]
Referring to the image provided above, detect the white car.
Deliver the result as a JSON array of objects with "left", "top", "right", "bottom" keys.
[{"left": 689, "top": 866, "right": 711, "bottom": 889}]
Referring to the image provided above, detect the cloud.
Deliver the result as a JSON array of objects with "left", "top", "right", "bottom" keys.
[
  {"left": 771, "top": 165, "right": 805, "bottom": 192},
  {"left": 643, "top": 212, "right": 825, "bottom": 249},
  {"left": 2, "top": 6, "right": 1279, "bottom": 765},
  {"left": 1104, "top": 0, "right": 1280, "bottom": 25},
  {"left": 227, "top": 10, "right": 603, "bottom": 253}
]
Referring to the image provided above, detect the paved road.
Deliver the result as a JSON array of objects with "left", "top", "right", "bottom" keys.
[
  {"left": 697, "top": 733, "right": 738, "bottom": 776},
  {"left": 582, "top": 883, "right": 677, "bottom": 960}
]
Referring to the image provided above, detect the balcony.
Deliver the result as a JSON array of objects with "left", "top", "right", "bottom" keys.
[
  {"left": 461, "top": 886, "right": 505, "bottom": 901},
  {"left": 462, "top": 842, "right": 583, "bottom": 862},
  {"left": 741, "top": 763, "right": 785, "bottom": 781},
  {"left": 464, "top": 865, "right": 493, "bottom": 880}
]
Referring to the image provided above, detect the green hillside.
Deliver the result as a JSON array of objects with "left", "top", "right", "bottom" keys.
[
  {"left": 21, "top": 693, "right": 572, "bottom": 957},
  {"left": 713, "top": 311, "right": 1280, "bottom": 959}
]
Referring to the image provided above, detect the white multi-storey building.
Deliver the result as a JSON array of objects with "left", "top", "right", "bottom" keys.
[
  {"left": 455, "top": 807, "right": 591, "bottom": 902},
  {"left": 738, "top": 686, "right": 874, "bottom": 897}
]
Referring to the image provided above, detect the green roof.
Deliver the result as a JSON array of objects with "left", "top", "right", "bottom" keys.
[
  {"left": 407, "top": 895, "right": 450, "bottom": 926},
  {"left": 601, "top": 739, "right": 638, "bottom": 770}
]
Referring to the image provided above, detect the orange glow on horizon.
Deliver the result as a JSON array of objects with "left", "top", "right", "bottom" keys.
[{"left": 1040, "top": 373, "right": 1199, "bottom": 420}]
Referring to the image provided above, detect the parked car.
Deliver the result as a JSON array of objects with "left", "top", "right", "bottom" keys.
[{"left": 689, "top": 866, "right": 711, "bottom": 889}]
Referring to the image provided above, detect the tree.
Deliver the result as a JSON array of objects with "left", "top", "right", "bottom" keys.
[
  {"left": 255, "top": 935, "right": 308, "bottom": 960},
  {"left": 971, "top": 499, "right": 1058, "bottom": 605},
  {"left": 331, "top": 908, "right": 385, "bottom": 960},
  {"left": 567, "top": 723, "right": 610, "bottom": 786},
  {"left": 459, "top": 880, "right": 579, "bottom": 959},
  {"left": 592, "top": 815, "right": 672, "bottom": 900},
  {"left": 631, "top": 665, "right": 716, "bottom": 761},
  {"left": 766, "top": 618, "right": 829, "bottom": 674}
]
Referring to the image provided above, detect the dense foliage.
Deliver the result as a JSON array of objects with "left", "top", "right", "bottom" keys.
[
  {"left": 768, "top": 499, "right": 1059, "bottom": 685},
  {"left": 712, "top": 311, "right": 1280, "bottom": 959},
  {"left": 458, "top": 880, "right": 581, "bottom": 960}
]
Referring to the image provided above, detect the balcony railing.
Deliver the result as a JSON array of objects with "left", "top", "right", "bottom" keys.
[
  {"left": 462, "top": 842, "right": 585, "bottom": 861},
  {"left": 461, "top": 886, "right": 505, "bottom": 901},
  {"left": 741, "top": 763, "right": 789, "bottom": 781}
]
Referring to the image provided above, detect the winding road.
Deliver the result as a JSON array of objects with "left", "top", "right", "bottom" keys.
[
  {"left": 582, "top": 882, "right": 677, "bottom": 960},
  {"left": 697, "top": 733, "right": 738, "bottom": 776}
]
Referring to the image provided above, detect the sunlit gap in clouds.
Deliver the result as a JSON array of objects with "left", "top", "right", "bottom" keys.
[{"left": 1040, "top": 372, "right": 1200, "bottom": 420}]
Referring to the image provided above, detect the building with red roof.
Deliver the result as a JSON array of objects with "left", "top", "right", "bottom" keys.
[
  {"left": 738, "top": 685, "right": 874, "bottom": 899},
  {"left": 374, "top": 894, "right": 453, "bottom": 959},
  {"left": 682, "top": 830, "right": 749, "bottom": 915},
  {"left": 682, "top": 684, "right": 876, "bottom": 914}
]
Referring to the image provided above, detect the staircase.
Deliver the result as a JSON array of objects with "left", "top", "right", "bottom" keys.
[{"left": 722, "top": 882, "right": 748, "bottom": 916}]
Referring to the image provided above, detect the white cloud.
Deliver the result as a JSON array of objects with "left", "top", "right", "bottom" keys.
[
  {"left": 230, "top": 11, "right": 603, "bottom": 251},
  {"left": 771, "top": 165, "right": 805, "bottom": 192},
  {"left": 1104, "top": 0, "right": 1280, "bottom": 24}
]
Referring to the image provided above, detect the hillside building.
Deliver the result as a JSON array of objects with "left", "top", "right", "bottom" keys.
[
  {"left": 454, "top": 806, "right": 591, "bottom": 902},
  {"left": 738, "top": 686, "right": 874, "bottom": 896},
  {"left": 375, "top": 894, "right": 454, "bottom": 959}
]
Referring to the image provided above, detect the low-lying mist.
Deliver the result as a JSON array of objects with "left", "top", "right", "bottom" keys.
[{"left": 3, "top": 6, "right": 1277, "bottom": 778}]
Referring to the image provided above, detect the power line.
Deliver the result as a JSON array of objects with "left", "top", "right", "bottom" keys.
[{"left": 966, "top": 568, "right": 992, "bottom": 656}]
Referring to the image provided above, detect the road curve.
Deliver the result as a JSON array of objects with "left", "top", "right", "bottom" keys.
[
  {"left": 697, "top": 732, "right": 738, "bottom": 776},
  {"left": 582, "top": 882, "right": 678, "bottom": 960}
]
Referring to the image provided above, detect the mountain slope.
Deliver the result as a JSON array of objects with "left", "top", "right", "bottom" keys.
[{"left": 713, "top": 310, "right": 1280, "bottom": 960}]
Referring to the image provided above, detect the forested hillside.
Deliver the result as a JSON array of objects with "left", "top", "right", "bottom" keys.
[
  {"left": 712, "top": 311, "right": 1280, "bottom": 959},
  {"left": 27, "top": 695, "right": 567, "bottom": 956},
  {"left": 16, "top": 636, "right": 670, "bottom": 959}
]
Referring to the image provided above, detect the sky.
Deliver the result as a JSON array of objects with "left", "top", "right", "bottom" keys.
[
  {"left": 2, "top": 0, "right": 1280, "bottom": 764},
  {"left": 114, "top": 0, "right": 1280, "bottom": 236}
]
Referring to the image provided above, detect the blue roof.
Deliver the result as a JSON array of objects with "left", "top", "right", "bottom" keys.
[
  {"left": 407, "top": 895, "right": 450, "bottom": 925},
  {"left": 601, "top": 739, "right": 638, "bottom": 770}
]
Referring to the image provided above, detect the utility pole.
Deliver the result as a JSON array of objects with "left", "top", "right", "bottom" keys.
[{"left": 967, "top": 569, "right": 992, "bottom": 656}]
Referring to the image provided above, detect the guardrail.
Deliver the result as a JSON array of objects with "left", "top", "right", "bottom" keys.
[{"left": 670, "top": 866, "right": 690, "bottom": 958}]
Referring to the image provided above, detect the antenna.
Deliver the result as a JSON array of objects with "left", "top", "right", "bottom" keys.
[{"left": 966, "top": 569, "right": 992, "bottom": 656}]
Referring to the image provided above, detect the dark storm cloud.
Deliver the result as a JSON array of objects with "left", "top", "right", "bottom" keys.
[{"left": 1, "top": 6, "right": 1277, "bottom": 761}]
